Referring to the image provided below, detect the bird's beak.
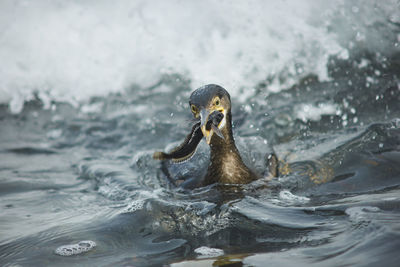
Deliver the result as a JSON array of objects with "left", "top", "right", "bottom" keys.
[
  {"left": 200, "top": 109, "right": 212, "bottom": 144},
  {"left": 200, "top": 108, "right": 225, "bottom": 145}
]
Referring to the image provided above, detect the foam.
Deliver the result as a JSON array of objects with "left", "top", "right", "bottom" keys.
[
  {"left": 194, "top": 246, "right": 224, "bottom": 258},
  {"left": 122, "top": 199, "right": 145, "bottom": 213},
  {"left": 279, "top": 190, "right": 310, "bottom": 204},
  {"left": 345, "top": 206, "right": 380, "bottom": 223},
  {"left": 55, "top": 240, "right": 96, "bottom": 256},
  {"left": 295, "top": 102, "right": 338, "bottom": 122}
]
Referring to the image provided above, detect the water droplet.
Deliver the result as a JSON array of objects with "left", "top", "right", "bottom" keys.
[
  {"left": 47, "top": 129, "right": 63, "bottom": 139},
  {"left": 342, "top": 99, "right": 349, "bottom": 108},
  {"left": 351, "top": 6, "right": 359, "bottom": 13},
  {"left": 356, "top": 31, "right": 365, "bottom": 41}
]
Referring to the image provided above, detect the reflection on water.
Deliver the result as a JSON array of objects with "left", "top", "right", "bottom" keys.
[{"left": 1, "top": 1, "right": 400, "bottom": 267}]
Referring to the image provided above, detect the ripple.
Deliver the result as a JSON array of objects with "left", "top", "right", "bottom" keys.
[{"left": 6, "top": 147, "right": 57, "bottom": 155}]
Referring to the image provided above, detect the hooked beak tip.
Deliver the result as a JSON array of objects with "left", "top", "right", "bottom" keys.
[{"left": 200, "top": 124, "right": 212, "bottom": 145}]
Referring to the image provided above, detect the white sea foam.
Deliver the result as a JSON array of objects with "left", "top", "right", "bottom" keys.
[
  {"left": 279, "top": 190, "right": 310, "bottom": 204},
  {"left": 0, "top": 0, "right": 396, "bottom": 113},
  {"left": 55, "top": 240, "right": 96, "bottom": 256},
  {"left": 345, "top": 206, "right": 380, "bottom": 224},
  {"left": 194, "top": 246, "right": 224, "bottom": 258},
  {"left": 295, "top": 102, "right": 338, "bottom": 122},
  {"left": 122, "top": 199, "right": 145, "bottom": 213}
]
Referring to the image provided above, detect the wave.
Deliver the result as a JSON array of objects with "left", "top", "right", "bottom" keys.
[{"left": 0, "top": 0, "right": 398, "bottom": 113}]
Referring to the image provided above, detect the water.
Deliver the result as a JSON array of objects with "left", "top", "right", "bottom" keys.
[{"left": 1, "top": 1, "right": 400, "bottom": 266}]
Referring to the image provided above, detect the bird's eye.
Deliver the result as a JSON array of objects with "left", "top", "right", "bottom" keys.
[
  {"left": 215, "top": 98, "right": 220, "bottom": 106},
  {"left": 191, "top": 104, "right": 198, "bottom": 114}
]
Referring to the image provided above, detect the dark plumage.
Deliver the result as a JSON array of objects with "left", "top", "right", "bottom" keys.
[{"left": 154, "top": 84, "right": 278, "bottom": 187}]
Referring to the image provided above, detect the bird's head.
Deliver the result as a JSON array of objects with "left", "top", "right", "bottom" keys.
[{"left": 189, "top": 84, "right": 231, "bottom": 144}]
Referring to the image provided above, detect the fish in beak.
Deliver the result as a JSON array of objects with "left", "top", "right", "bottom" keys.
[{"left": 200, "top": 109, "right": 225, "bottom": 144}]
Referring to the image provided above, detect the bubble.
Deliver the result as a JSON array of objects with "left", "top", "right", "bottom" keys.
[
  {"left": 122, "top": 199, "right": 145, "bottom": 213},
  {"left": 194, "top": 246, "right": 224, "bottom": 258},
  {"left": 274, "top": 113, "right": 292, "bottom": 126},
  {"left": 55, "top": 240, "right": 96, "bottom": 256}
]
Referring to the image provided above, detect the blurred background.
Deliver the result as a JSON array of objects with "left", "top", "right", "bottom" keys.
[{"left": 0, "top": 0, "right": 398, "bottom": 112}]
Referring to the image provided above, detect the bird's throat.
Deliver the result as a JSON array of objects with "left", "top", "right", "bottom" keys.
[{"left": 204, "top": 120, "right": 257, "bottom": 185}]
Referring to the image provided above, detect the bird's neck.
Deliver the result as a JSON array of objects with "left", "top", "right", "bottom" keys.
[{"left": 203, "top": 113, "right": 257, "bottom": 185}]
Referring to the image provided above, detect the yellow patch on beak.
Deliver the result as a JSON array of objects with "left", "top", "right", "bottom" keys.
[
  {"left": 201, "top": 124, "right": 213, "bottom": 144},
  {"left": 199, "top": 107, "right": 225, "bottom": 145}
]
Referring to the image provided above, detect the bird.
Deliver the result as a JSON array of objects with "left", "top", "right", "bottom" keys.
[{"left": 153, "top": 84, "right": 278, "bottom": 187}]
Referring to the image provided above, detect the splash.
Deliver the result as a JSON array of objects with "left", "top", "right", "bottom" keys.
[
  {"left": 0, "top": 0, "right": 398, "bottom": 113},
  {"left": 194, "top": 246, "right": 224, "bottom": 258}
]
